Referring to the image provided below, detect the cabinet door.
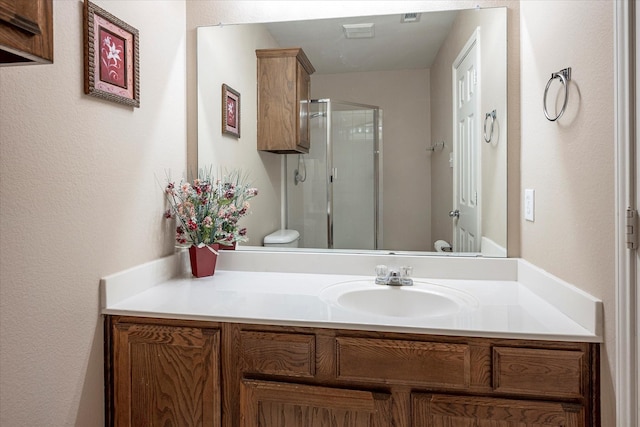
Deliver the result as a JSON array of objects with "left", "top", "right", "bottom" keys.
[
  {"left": 412, "top": 394, "right": 584, "bottom": 427},
  {"left": 256, "top": 48, "right": 314, "bottom": 153},
  {"left": 297, "top": 62, "right": 311, "bottom": 151},
  {"left": 240, "top": 380, "right": 392, "bottom": 427},
  {"left": 112, "top": 322, "right": 221, "bottom": 427},
  {"left": 0, "top": 0, "right": 53, "bottom": 64}
]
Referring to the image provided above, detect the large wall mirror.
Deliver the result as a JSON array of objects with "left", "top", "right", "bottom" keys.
[{"left": 197, "top": 6, "right": 507, "bottom": 257}]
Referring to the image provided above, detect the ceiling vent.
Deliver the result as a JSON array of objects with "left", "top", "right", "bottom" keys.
[
  {"left": 342, "top": 23, "right": 375, "bottom": 39},
  {"left": 401, "top": 13, "right": 421, "bottom": 23}
]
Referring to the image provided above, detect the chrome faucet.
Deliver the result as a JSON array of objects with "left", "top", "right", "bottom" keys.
[{"left": 375, "top": 265, "right": 413, "bottom": 286}]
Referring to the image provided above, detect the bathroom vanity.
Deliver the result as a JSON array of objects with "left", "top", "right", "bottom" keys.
[
  {"left": 102, "top": 251, "right": 602, "bottom": 426},
  {"left": 106, "top": 317, "right": 598, "bottom": 426}
]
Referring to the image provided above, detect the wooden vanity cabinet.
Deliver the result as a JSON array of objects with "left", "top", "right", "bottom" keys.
[
  {"left": 105, "top": 317, "right": 600, "bottom": 427},
  {"left": 233, "top": 325, "right": 599, "bottom": 427},
  {"left": 0, "top": 0, "right": 53, "bottom": 65},
  {"left": 256, "top": 48, "right": 315, "bottom": 153},
  {"left": 105, "top": 316, "right": 222, "bottom": 427}
]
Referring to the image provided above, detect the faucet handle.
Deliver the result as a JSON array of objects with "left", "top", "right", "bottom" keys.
[
  {"left": 375, "top": 265, "right": 388, "bottom": 284},
  {"left": 400, "top": 266, "right": 413, "bottom": 286},
  {"left": 375, "top": 264, "right": 388, "bottom": 275}
]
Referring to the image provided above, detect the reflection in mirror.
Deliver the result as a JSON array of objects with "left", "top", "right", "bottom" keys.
[{"left": 196, "top": 7, "right": 507, "bottom": 257}]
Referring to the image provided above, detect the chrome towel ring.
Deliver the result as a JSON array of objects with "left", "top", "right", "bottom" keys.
[
  {"left": 543, "top": 67, "right": 572, "bottom": 121},
  {"left": 483, "top": 109, "right": 496, "bottom": 143},
  {"left": 427, "top": 140, "right": 445, "bottom": 152}
]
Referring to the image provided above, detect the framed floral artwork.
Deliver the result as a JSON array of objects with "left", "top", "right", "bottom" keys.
[
  {"left": 83, "top": 1, "right": 140, "bottom": 107},
  {"left": 222, "top": 84, "right": 240, "bottom": 138}
]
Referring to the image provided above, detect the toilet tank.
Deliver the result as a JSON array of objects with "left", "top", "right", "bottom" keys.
[{"left": 263, "top": 229, "right": 300, "bottom": 247}]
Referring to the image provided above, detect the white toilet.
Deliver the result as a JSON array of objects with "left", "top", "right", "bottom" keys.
[{"left": 263, "top": 229, "right": 300, "bottom": 248}]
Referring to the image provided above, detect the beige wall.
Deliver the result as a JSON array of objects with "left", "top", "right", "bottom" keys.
[
  {"left": 197, "top": 24, "right": 282, "bottom": 245},
  {"left": 430, "top": 7, "right": 508, "bottom": 252},
  {"left": 0, "top": 1, "right": 187, "bottom": 425},
  {"left": 312, "top": 70, "right": 431, "bottom": 251},
  {"left": 520, "top": 1, "right": 615, "bottom": 424}
]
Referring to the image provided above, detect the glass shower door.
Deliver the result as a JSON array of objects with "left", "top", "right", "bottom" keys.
[
  {"left": 286, "top": 99, "right": 380, "bottom": 250},
  {"left": 286, "top": 101, "right": 329, "bottom": 248},
  {"left": 330, "top": 102, "right": 377, "bottom": 250}
]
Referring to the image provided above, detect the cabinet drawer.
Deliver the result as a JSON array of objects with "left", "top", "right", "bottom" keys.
[
  {"left": 412, "top": 393, "right": 585, "bottom": 426},
  {"left": 493, "top": 347, "right": 584, "bottom": 398},
  {"left": 240, "top": 331, "right": 315, "bottom": 377},
  {"left": 336, "top": 337, "right": 470, "bottom": 388}
]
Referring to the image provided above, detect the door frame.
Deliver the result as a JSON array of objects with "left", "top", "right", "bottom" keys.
[{"left": 614, "top": 1, "right": 638, "bottom": 426}]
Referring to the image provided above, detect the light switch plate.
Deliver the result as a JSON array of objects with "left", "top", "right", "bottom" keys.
[{"left": 524, "top": 189, "right": 535, "bottom": 222}]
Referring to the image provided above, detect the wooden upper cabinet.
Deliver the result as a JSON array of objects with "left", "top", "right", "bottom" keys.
[
  {"left": 256, "top": 48, "right": 315, "bottom": 154},
  {"left": 0, "top": 0, "right": 53, "bottom": 65}
]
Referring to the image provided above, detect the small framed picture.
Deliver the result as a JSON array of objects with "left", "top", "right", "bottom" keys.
[
  {"left": 222, "top": 84, "right": 240, "bottom": 138},
  {"left": 83, "top": 1, "right": 140, "bottom": 107}
]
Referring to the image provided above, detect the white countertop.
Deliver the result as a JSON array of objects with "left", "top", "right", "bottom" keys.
[{"left": 101, "top": 250, "right": 603, "bottom": 343}]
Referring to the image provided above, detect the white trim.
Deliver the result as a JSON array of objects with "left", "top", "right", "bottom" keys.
[
  {"left": 480, "top": 236, "right": 506, "bottom": 257},
  {"left": 614, "top": 0, "right": 638, "bottom": 426},
  {"left": 636, "top": 4, "right": 640, "bottom": 424},
  {"left": 517, "top": 259, "right": 602, "bottom": 339},
  {"left": 100, "top": 252, "right": 184, "bottom": 308}
]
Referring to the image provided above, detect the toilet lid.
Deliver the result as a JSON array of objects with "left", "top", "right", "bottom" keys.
[{"left": 264, "top": 229, "right": 300, "bottom": 244}]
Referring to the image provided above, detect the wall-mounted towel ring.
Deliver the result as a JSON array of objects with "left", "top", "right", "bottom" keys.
[
  {"left": 483, "top": 110, "right": 496, "bottom": 143},
  {"left": 427, "top": 141, "right": 445, "bottom": 152},
  {"left": 543, "top": 67, "right": 571, "bottom": 121}
]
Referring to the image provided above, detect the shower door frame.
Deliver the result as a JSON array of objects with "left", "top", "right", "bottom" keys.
[{"left": 311, "top": 99, "right": 383, "bottom": 250}]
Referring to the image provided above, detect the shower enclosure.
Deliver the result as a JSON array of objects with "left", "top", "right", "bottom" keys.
[{"left": 286, "top": 99, "right": 381, "bottom": 250}]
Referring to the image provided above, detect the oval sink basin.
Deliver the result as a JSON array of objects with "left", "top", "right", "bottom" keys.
[{"left": 320, "top": 280, "right": 478, "bottom": 318}]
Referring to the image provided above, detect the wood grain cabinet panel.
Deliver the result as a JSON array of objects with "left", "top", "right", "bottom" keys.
[
  {"left": 412, "top": 393, "right": 585, "bottom": 427},
  {"left": 0, "top": 0, "right": 53, "bottom": 65},
  {"left": 105, "top": 317, "right": 599, "bottom": 427},
  {"left": 256, "top": 48, "right": 315, "bottom": 153},
  {"left": 493, "top": 347, "right": 584, "bottom": 399},
  {"left": 240, "top": 330, "right": 316, "bottom": 378},
  {"left": 111, "top": 321, "right": 221, "bottom": 427},
  {"left": 240, "top": 380, "right": 392, "bottom": 427},
  {"left": 336, "top": 337, "right": 470, "bottom": 389}
]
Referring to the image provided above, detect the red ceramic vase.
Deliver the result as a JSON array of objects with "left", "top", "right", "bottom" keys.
[
  {"left": 188, "top": 244, "right": 219, "bottom": 277},
  {"left": 218, "top": 242, "right": 236, "bottom": 250}
]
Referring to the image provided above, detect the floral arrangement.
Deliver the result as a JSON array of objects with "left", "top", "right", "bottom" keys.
[{"left": 163, "top": 168, "right": 258, "bottom": 248}]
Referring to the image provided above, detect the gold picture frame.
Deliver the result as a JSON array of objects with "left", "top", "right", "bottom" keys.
[{"left": 83, "top": 1, "right": 140, "bottom": 107}]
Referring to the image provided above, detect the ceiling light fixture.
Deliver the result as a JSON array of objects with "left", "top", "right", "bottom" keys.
[
  {"left": 401, "top": 13, "right": 421, "bottom": 23},
  {"left": 342, "top": 23, "right": 375, "bottom": 39}
]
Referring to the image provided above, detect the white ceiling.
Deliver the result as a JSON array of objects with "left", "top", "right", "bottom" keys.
[{"left": 263, "top": 10, "right": 459, "bottom": 75}]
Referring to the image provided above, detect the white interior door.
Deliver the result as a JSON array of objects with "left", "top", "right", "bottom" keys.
[{"left": 452, "top": 30, "right": 481, "bottom": 252}]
